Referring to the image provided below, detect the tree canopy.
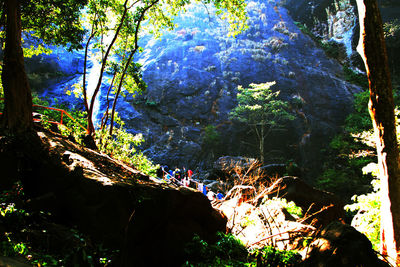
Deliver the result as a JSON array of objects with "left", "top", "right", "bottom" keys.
[{"left": 230, "top": 82, "right": 294, "bottom": 163}]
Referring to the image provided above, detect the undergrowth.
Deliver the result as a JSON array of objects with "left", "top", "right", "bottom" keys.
[
  {"left": 0, "top": 182, "right": 118, "bottom": 266},
  {"left": 183, "top": 232, "right": 301, "bottom": 267},
  {"left": 29, "top": 95, "right": 158, "bottom": 177}
]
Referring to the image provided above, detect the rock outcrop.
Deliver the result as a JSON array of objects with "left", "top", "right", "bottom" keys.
[
  {"left": 0, "top": 128, "right": 226, "bottom": 266},
  {"left": 129, "top": 0, "right": 360, "bottom": 176},
  {"left": 302, "top": 222, "right": 389, "bottom": 266},
  {"left": 33, "top": 0, "right": 363, "bottom": 179}
]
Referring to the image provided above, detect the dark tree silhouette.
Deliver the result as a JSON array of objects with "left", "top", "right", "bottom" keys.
[
  {"left": 356, "top": 0, "right": 400, "bottom": 264},
  {"left": 1, "top": 0, "right": 33, "bottom": 133}
]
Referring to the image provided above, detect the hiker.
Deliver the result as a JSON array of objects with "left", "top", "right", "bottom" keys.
[
  {"left": 207, "top": 188, "right": 215, "bottom": 201},
  {"left": 187, "top": 169, "right": 193, "bottom": 179},
  {"left": 203, "top": 185, "right": 208, "bottom": 196},
  {"left": 174, "top": 167, "right": 181, "bottom": 181}
]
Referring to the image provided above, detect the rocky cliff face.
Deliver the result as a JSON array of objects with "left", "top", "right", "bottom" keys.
[
  {"left": 32, "top": 0, "right": 364, "bottom": 179},
  {"left": 127, "top": 0, "right": 359, "bottom": 177}
]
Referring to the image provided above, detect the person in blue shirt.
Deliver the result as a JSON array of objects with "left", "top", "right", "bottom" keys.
[
  {"left": 203, "top": 185, "right": 208, "bottom": 196},
  {"left": 216, "top": 191, "right": 224, "bottom": 200}
]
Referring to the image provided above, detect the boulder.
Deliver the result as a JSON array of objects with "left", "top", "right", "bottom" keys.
[
  {"left": 216, "top": 194, "right": 313, "bottom": 251},
  {"left": 121, "top": 187, "right": 226, "bottom": 266},
  {"left": 0, "top": 129, "right": 227, "bottom": 266},
  {"left": 268, "top": 176, "right": 345, "bottom": 228},
  {"left": 302, "top": 222, "right": 389, "bottom": 267},
  {"left": 211, "top": 156, "right": 258, "bottom": 180}
]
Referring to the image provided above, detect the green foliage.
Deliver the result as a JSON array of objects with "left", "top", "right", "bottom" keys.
[
  {"left": 23, "top": 44, "right": 52, "bottom": 58},
  {"left": 316, "top": 89, "right": 377, "bottom": 200},
  {"left": 344, "top": 91, "right": 372, "bottom": 133},
  {"left": 0, "top": 182, "right": 118, "bottom": 266},
  {"left": 183, "top": 232, "right": 249, "bottom": 266},
  {"left": 18, "top": 0, "right": 88, "bottom": 51},
  {"left": 31, "top": 95, "right": 88, "bottom": 143},
  {"left": 145, "top": 100, "right": 158, "bottom": 107},
  {"left": 230, "top": 82, "right": 294, "bottom": 127},
  {"left": 343, "top": 65, "right": 369, "bottom": 89},
  {"left": 266, "top": 197, "right": 303, "bottom": 218},
  {"left": 0, "top": 1, "right": 86, "bottom": 51},
  {"left": 184, "top": 232, "right": 301, "bottom": 266},
  {"left": 253, "top": 246, "right": 302, "bottom": 267},
  {"left": 202, "top": 125, "right": 221, "bottom": 147},
  {"left": 320, "top": 40, "right": 346, "bottom": 59},
  {"left": 345, "top": 164, "right": 381, "bottom": 251},
  {"left": 96, "top": 114, "right": 158, "bottom": 176},
  {"left": 316, "top": 131, "right": 375, "bottom": 199},
  {"left": 384, "top": 19, "right": 400, "bottom": 86},
  {"left": 230, "top": 82, "right": 295, "bottom": 162}
]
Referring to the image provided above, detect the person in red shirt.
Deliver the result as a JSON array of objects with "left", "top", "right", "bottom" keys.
[{"left": 187, "top": 169, "right": 193, "bottom": 179}]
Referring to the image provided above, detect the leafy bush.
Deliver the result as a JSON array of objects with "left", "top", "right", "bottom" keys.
[
  {"left": 265, "top": 197, "right": 302, "bottom": 218},
  {"left": 96, "top": 115, "right": 158, "bottom": 176},
  {"left": 253, "top": 246, "right": 301, "bottom": 267},
  {"left": 0, "top": 182, "right": 118, "bottom": 266},
  {"left": 184, "top": 232, "right": 301, "bottom": 266},
  {"left": 343, "top": 65, "right": 369, "bottom": 89},
  {"left": 183, "top": 232, "right": 248, "bottom": 266},
  {"left": 31, "top": 94, "right": 88, "bottom": 142},
  {"left": 345, "top": 164, "right": 381, "bottom": 251},
  {"left": 202, "top": 125, "right": 221, "bottom": 148}
]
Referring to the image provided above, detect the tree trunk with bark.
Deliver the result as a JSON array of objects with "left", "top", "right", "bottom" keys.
[
  {"left": 1, "top": 0, "right": 33, "bottom": 133},
  {"left": 356, "top": 0, "right": 400, "bottom": 264}
]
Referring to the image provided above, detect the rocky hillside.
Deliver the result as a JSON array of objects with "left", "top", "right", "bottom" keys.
[
  {"left": 27, "top": 0, "right": 400, "bottom": 179},
  {"left": 123, "top": 0, "right": 360, "bottom": 175},
  {"left": 0, "top": 127, "right": 227, "bottom": 266}
]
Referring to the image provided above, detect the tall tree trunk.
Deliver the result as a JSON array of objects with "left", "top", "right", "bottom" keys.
[
  {"left": 109, "top": 51, "right": 135, "bottom": 136},
  {"left": 1, "top": 0, "right": 33, "bottom": 133},
  {"left": 356, "top": 0, "right": 400, "bottom": 264},
  {"left": 100, "top": 71, "right": 117, "bottom": 130},
  {"left": 86, "top": 0, "right": 129, "bottom": 136}
]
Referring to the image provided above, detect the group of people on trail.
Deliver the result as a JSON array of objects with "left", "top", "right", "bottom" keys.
[
  {"left": 161, "top": 166, "right": 193, "bottom": 186},
  {"left": 158, "top": 165, "right": 224, "bottom": 202}
]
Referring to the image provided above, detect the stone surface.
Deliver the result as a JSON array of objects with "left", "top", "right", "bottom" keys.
[
  {"left": 302, "top": 222, "right": 389, "bottom": 267},
  {"left": 268, "top": 176, "right": 346, "bottom": 227},
  {"left": 35, "top": 0, "right": 364, "bottom": 180},
  {"left": 0, "top": 129, "right": 226, "bottom": 266}
]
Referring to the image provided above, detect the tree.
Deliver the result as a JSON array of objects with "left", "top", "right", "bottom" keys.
[
  {"left": 356, "top": 0, "right": 400, "bottom": 264},
  {"left": 80, "top": 0, "right": 248, "bottom": 137},
  {"left": 1, "top": 0, "right": 33, "bottom": 133},
  {"left": 0, "top": 0, "right": 87, "bottom": 134},
  {"left": 229, "top": 82, "right": 294, "bottom": 164}
]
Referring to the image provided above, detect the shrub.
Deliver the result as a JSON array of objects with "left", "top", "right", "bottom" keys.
[
  {"left": 253, "top": 246, "right": 302, "bottom": 267},
  {"left": 343, "top": 65, "right": 369, "bottom": 89},
  {"left": 184, "top": 232, "right": 302, "bottom": 266},
  {"left": 345, "top": 164, "right": 381, "bottom": 251},
  {"left": 202, "top": 125, "right": 221, "bottom": 148},
  {"left": 96, "top": 115, "right": 158, "bottom": 176},
  {"left": 183, "top": 232, "right": 248, "bottom": 266},
  {"left": 0, "top": 183, "right": 119, "bottom": 266}
]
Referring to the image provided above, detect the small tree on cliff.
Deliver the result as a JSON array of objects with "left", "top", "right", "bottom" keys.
[
  {"left": 0, "top": 0, "right": 86, "bottom": 134},
  {"left": 229, "top": 82, "right": 294, "bottom": 164},
  {"left": 356, "top": 0, "right": 400, "bottom": 264}
]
